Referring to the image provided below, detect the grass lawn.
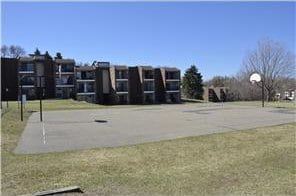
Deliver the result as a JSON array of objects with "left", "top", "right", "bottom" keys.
[
  {"left": 1, "top": 100, "right": 296, "bottom": 195},
  {"left": 228, "top": 100, "right": 296, "bottom": 109}
]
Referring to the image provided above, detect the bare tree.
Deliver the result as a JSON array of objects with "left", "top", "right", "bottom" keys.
[
  {"left": 1, "top": 45, "right": 9, "bottom": 57},
  {"left": 242, "top": 39, "right": 295, "bottom": 101},
  {"left": 8, "top": 45, "right": 26, "bottom": 58}
]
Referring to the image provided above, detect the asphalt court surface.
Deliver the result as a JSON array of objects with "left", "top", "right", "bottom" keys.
[{"left": 15, "top": 103, "right": 296, "bottom": 154}]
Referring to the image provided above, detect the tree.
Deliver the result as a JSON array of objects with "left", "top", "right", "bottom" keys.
[
  {"left": 55, "top": 52, "right": 63, "bottom": 59},
  {"left": 8, "top": 45, "right": 25, "bottom": 58},
  {"left": 34, "top": 48, "right": 41, "bottom": 56},
  {"left": 205, "top": 76, "right": 227, "bottom": 87},
  {"left": 44, "top": 51, "right": 52, "bottom": 60},
  {"left": 182, "top": 65, "right": 204, "bottom": 99},
  {"left": 1, "top": 45, "right": 9, "bottom": 57},
  {"left": 242, "top": 39, "right": 295, "bottom": 101}
]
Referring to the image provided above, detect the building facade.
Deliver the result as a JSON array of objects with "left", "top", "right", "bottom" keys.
[
  {"left": 203, "top": 86, "right": 228, "bottom": 102},
  {"left": 129, "top": 66, "right": 155, "bottom": 104},
  {"left": 155, "top": 67, "right": 181, "bottom": 103},
  {"left": 76, "top": 66, "right": 97, "bottom": 103},
  {"left": 1, "top": 56, "right": 181, "bottom": 105},
  {"left": 55, "top": 59, "right": 75, "bottom": 99}
]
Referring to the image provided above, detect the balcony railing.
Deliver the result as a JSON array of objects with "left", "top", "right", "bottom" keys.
[
  {"left": 166, "top": 84, "right": 180, "bottom": 91},
  {"left": 116, "top": 86, "right": 128, "bottom": 92},
  {"left": 77, "top": 76, "right": 95, "bottom": 80},
  {"left": 56, "top": 77, "right": 74, "bottom": 85},
  {"left": 19, "top": 64, "right": 34, "bottom": 72},
  {"left": 19, "top": 77, "right": 35, "bottom": 86},
  {"left": 56, "top": 65, "right": 74, "bottom": 73},
  {"left": 76, "top": 71, "right": 95, "bottom": 80},
  {"left": 77, "top": 88, "right": 95, "bottom": 93},
  {"left": 77, "top": 83, "right": 95, "bottom": 93},
  {"left": 144, "top": 83, "right": 154, "bottom": 91},
  {"left": 166, "top": 72, "right": 180, "bottom": 80},
  {"left": 143, "top": 71, "right": 154, "bottom": 79},
  {"left": 116, "top": 71, "right": 128, "bottom": 79}
]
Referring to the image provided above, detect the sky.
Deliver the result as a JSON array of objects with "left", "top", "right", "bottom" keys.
[{"left": 1, "top": 1, "right": 295, "bottom": 80}]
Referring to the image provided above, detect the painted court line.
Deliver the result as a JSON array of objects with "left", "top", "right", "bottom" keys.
[{"left": 42, "top": 122, "right": 46, "bottom": 144}]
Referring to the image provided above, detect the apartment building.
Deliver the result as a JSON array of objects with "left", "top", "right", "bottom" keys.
[
  {"left": 155, "top": 67, "right": 181, "bottom": 103},
  {"left": 55, "top": 59, "right": 75, "bottom": 99},
  {"left": 129, "top": 66, "right": 155, "bottom": 104},
  {"left": 18, "top": 55, "right": 55, "bottom": 100},
  {"left": 76, "top": 66, "right": 96, "bottom": 103},
  {"left": 1, "top": 56, "right": 181, "bottom": 105}
]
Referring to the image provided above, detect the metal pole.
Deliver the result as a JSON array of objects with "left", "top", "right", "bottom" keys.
[
  {"left": 6, "top": 89, "right": 9, "bottom": 108},
  {"left": 39, "top": 77, "right": 43, "bottom": 122},
  {"left": 262, "top": 80, "right": 264, "bottom": 108},
  {"left": 21, "top": 84, "right": 23, "bottom": 121}
]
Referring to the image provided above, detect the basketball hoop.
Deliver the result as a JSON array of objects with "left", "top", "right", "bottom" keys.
[
  {"left": 250, "top": 73, "right": 261, "bottom": 84},
  {"left": 249, "top": 72, "right": 265, "bottom": 107}
]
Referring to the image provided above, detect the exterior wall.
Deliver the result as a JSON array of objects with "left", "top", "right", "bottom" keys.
[
  {"left": 43, "top": 59, "right": 55, "bottom": 99},
  {"left": 203, "top": 87, "right": 228, "bottom": 102},
  {"left": 154, "top": 68, "right": 166, "bottom": 103},
  {"left": 129, "top": 67, "right": 143, "bottom": 104},
  {"left": 1, "top": 58, "right": 18, "bottom": 101},
  {"left": 96, "top": 66, "right": 114, "bottom": 105}
]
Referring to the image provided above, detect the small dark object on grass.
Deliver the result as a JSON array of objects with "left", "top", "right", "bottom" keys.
[
  {"left": 94, "top": 119, "right": 108, "bottom": 123},
  {"left": 33, "top": 186, "right": 83, "bottom": 196}
]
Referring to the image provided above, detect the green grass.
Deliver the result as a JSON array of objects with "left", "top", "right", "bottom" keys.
[
  {"left": 228, "top": 100, "right": 296, "bottom": 109},
  {"left": 1, "top": 100, "right": 296, "bottom": 195}
]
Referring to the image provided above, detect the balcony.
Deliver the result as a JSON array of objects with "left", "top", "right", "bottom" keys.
[
  {"left": 56, "top": 76, "right": 74, "bottom": 87},
  {"left": 166, "top": 72, "right": 180, "bottom": 80},
  {"left": 143, "top": 70, "right": 154, "bottom": 80},
  {"left": 144, "top": 81, "right": 154, "bottom": 92},
  {"left": 116, "top": 81, "right": 128, "bottom": 93},
  {"left": 166, "top": 81, "right": 180, "bottom": 92},
  {"left": 19, "top": 63, "right": 34, "bottom": 73},
  {"left": 76, "top": 71, "right": 95, "bottom": 81},
  {"left": 56, "top": 64, "right": 75, "bottom": 74},
  {"left": 20, "top": 77, "right": 35, "bottom": 86},
  {"left": 77, "top": 83, "right": 95, "bottom": 95},
  {"left": 115, "top": 70, "right": 128, "bottom": 80}
]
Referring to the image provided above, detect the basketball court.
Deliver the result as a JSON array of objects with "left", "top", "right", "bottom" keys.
[{"left": 15, "top": 103, "right": 295, "bottom": 154}]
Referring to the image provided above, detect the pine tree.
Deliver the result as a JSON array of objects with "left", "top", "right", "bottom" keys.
[
  {"left": 55, "top": 52, "right": 63, "bottom": 59},
  {"left": 182, "top": 65, "right": 204, "bottom": 99},
  {"left": 34, "top": 48, "right": 41, "bottom": 56},
  {"left": 44, "top": 51, "right": 52, "bottom": 60}
]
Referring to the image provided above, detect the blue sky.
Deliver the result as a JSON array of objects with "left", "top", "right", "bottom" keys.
[{"left": 1, "top": 2, "right": 295, "bottom": 80}]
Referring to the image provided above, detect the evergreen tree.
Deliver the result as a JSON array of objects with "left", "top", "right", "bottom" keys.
[
  {"left": 55, "top": 52, "right": 63, "bottom": 59},
  {"left": 44, "top": 51, "right": 52, "bottom": 60},
  {"left": 34, "top": 48, "right": 41, "bottom": 56},
  {"left": 182, "top": 65, "right": 204, "bottom": 99}
]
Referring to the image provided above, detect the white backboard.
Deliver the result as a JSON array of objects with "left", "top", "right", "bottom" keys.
[{"left": 250, "top": 73, "right": 261, "bottom": 83}]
